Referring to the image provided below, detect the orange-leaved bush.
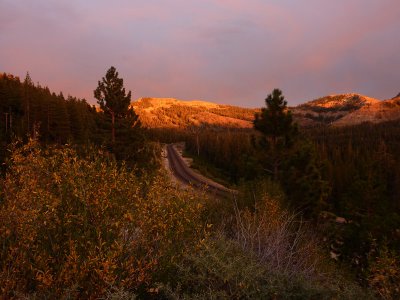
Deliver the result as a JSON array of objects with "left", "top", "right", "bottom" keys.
[{"left": 0, "top": 139, "right": 206, "bottom": 298}]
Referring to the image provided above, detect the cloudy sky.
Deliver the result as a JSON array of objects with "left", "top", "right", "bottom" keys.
[{"left": 1, "top": 0, "right": 399, "bottom": 107}]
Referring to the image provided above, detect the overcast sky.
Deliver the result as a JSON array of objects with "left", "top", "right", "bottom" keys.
[{"left": 1, "top": 0, "right": 399, "bottom": 107}]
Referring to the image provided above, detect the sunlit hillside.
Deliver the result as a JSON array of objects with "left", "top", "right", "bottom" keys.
[
  {"left": 291, "top": 93, "right": 379, "bottom": 126},
  {"left": 132, "top": 95, "right": 400, "bottom": 129},
  {"left": 132, "top": 97, "right": 258, "bottom": 129},
  {"left": 334, "top": 95, "right": 400, "bottom": 126}
]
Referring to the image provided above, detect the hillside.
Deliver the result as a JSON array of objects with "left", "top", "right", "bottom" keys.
[
  {"left": 291, "top": 93, "right": 400, "bottom": 127},
  {"left": 132, "top": 94, "right": 400, "bottom": 129},
  {"left": 291, "top": 93, "right": 380, "bottom": 126},
  {"left": 333, "top": 96, "right": 400, "bottom": 126},
  {"left": 132, "top": 97, "right": 258, "bottom": 129}
]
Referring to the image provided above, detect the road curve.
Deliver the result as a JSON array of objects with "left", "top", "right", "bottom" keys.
[{"left": 167, "top": 144, "right": 237, "bottom": 197}]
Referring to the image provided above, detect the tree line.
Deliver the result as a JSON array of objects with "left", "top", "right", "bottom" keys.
[
  {"left": 0, "top": 73, "right": 97, "bottom": 145},
  {"left": 0, "top": 68, "right": 157, "bottom": 171}
]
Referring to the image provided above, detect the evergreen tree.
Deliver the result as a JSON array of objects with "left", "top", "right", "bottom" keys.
[
  {"left": 23, "top": 72, "right": 33, "bottom": 135},
  {"left": 253, "top": 89, "right": 328, "bottom": 215},
  {"left": 253, "top": 88, "right": 297, "bottom": 179},
  {"left": 67, "top": 96, "right": 86, "bottom": 142},
  {"left": 281, "top": 140, "right": 330, "bottom": 216},
  {"left": 94, "top": 66, "right": 134, "bottom": 143},
  {"left": 0, "top": 74, "right": 23, "bottom": 138},
  {"left": 52, "top": 93, "right": 71, "bottom": 143}
]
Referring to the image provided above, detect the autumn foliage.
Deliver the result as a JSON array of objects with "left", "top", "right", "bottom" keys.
[{"left": 0, "top": 139, "right": 206, "bottom": 298}]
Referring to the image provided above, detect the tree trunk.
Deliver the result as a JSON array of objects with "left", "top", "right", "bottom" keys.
[
  {"left": 111, "top": 111, "right": 115, "bottom": 144},
  {"left": 27, "top": 99, "right": 30, "bottom": 135},
  {"left": 4, "top": 113, "right": 8, "bottom": 133},
  {"left": 271, "top": 135, "right": 279, "bottom": 180},
  {"left": 273, "top": 159, "right": 279, "bottom": 181},
  {"left": 196, "top": 134, "right": 200, "bottom": 156}
]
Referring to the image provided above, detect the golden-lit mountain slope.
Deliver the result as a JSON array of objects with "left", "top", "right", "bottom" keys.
[
  {"left": 131, "top": 94, "right": 400, "bottom": 129},
  {"left": 131, "top": 97, "right": 257, "bottom": 129},
  {"left": 333, "top": 96, "right": 400, "bottom": 126},
  {"left": 291, "top": 93, "right": 380, "bottom": 126}
]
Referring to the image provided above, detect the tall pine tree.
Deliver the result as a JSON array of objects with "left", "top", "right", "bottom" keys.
[
  {"left": 254, "top": 89, "right": 327, "bottom": 216},
  {"left": 254, "top": 88, "right": 297, "bottom": 179},
  {"left": 94, "top": 66, "right": 134, "bottom": 144}
]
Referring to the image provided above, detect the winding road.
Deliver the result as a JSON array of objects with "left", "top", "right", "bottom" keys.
[{"left": 166, "top": 144, "right": 237, "bottom": 197}]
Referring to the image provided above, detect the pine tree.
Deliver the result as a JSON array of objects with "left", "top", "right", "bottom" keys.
[
  {"left": 67, "top": 96, "right": 86, "bottom": 142},
  {"left": 253, "top": 88, "right": 297, "bottom": 179},
  {"left": 253, "top": 89, "right": 328, "bottom": 215},
  {"left": 52, "top": 93, "right": 71, "bottom": 143},
  {"left": 94, "top": 66, "right": 134, "bottom": 144},
  {"left": 23, "top": 72, "right": 33, "bottom": 135}
]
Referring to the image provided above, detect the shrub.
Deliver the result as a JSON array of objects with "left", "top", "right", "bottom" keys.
[
  {"left": 233, "top": 195, "right": 320, "bottom": 280},
  {"left": 159, "top": 235, "right": 274, "bottom": 299},
  {"left": 159, "top": 188, "right": 372, "bottom": 299},
  {"left": 368, "top": 244, "right": 400, "bottom": 299},
  {"left": 0, "top": 139, "right": 205, "bottom": 298}
]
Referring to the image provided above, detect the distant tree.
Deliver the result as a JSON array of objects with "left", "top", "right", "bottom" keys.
[
  {"left": 23, "top": 72, "right": 33, "bottom": 135},
  {"left": 0, "top": 74, "right": 23, "bottom": 141},
  {"left": 254, "top": 88, "right": 297, "bottom": 179},
  {"left": 94, "top": 66, "right": 134, "bottom": 143}
]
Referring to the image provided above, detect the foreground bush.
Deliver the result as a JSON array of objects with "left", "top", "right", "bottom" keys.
[
  {"left": 368, "top": 244, "right": 400, "bottom": 299},
  {"left": 0, "top": 140, "right": 205, "bottom": 298},
  {"left": 159, "top": 191, "right": 373, "bottom": 299}
]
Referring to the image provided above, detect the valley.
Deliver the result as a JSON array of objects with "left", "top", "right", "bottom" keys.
[
  {"left": 1, "top": 73, "right": 399, "bottom": 299},
  {"left": 2, "top": 1, "right": 399, "bottom": 297}
]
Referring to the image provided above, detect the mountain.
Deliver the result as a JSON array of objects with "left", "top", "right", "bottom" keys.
[
  {"left": 291, "top": 93, "right": 379, "bottom": 126},
  {"left": 131, "top": 94, "right": 400, "bottom": 129},
  {"left": 132, "top": 97, "right": 257, "bottom": 129},
  {"left": 333, "top": 96, "right": 400, "bottom": 126},
  {"left": 291, "top": 93, "right": 400, "bottom": 126}
]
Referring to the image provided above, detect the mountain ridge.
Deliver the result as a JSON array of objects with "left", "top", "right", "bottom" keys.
[{"left": 132, "top": 93, "right": 400, "bottom": 128}]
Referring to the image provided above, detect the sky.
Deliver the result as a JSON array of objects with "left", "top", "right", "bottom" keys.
[{"left": 1, "top": 0, "right": 399, "bottom": 107}]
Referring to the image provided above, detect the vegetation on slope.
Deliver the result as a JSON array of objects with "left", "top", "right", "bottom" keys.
[
  {"left": 133, "top": 94, "right": 400, "bottom": 129},
  {"left": 292, "top": 94, "right": 379, "bottom": 126},
  {"left": 0, "top": 140, "right": 370, "bottom": 298},
  {"left": 0, "top": 72, "right": 158, "bottom": 171},
  {"left": 1, "top": 71, "right": 398, "bottom": 298},
  {"left": 178, "top": 91, "right": 400, "bottom": 298},
  {"left": 0, "top": 139, "right": 206, "bottom": 298},
  {"left": 132, "top": 97, "right": 257, "bottom": 129}
]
